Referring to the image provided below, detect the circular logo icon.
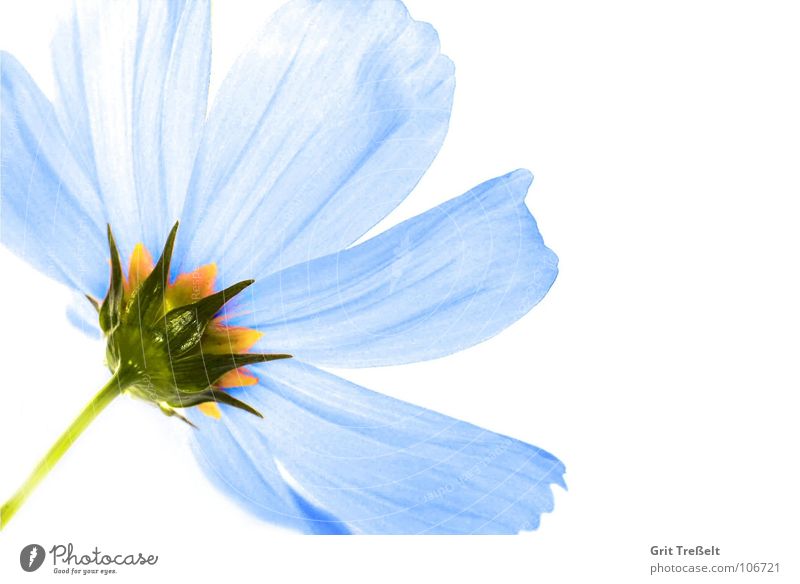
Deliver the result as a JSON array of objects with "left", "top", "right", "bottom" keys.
[{"left": 20, "top": 544, "right": 46, "bottom": 572}]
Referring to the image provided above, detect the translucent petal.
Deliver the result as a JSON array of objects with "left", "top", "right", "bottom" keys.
[
  {"left": 237, "top": 170, "right": 557, "bottom": 367},
  {"left": 0, "top": 52, "right": 107, "bottom": 297},
  {"left": 191, "top": 360, "right": 565, "bottom": 534},
  {"left": 65, "top": 294, "right": 101, "bottom": 339},
  {"left": 188, "top": 397, "right": 350, "bottom": 534},
  {"left": 50, "top": 0, "right": 210, "bottom": 260},
  {"left": 174, "top": 0, "right": 454, "bottom": 284}
]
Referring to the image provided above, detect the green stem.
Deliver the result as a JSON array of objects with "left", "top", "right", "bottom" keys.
[{"left": 0, "top": 375, "right": 122, "bottom": 530}]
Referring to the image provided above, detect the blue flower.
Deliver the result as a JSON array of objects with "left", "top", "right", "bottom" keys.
[{"left": 1, "top": 0, "right": 564, "bottom": 534}]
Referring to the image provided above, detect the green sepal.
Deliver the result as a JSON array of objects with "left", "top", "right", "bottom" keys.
[
  {"left": 157, "top": 402, "right": 198, "bottom": 428},
  {"left": 169, "top": 352, "right": 292, "bottom": 391},
  {"left": 194, "top": 279, "right": 255, "bottom": 321},
  {"left": 207, "top": 390, "right": 264, "bottom": 418},
  {"left": 160, "top": 279, "right": 255, "bottom": 356},
  {"left": 85, "top": 294, "right": 101, "bottom": 313},
  {"left": 99, "top": 225, "right": 123, "bottom": 332},
  {"left": 125, "top": 222, "right": 179, "bottom": 326},
  {"left": 171, "top": 390, "right": 264, "bottom": 419}
]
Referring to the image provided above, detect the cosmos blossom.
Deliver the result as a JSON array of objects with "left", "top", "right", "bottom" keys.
[{"left": 0, "top": 0, "right": 565, "bottom": 534}]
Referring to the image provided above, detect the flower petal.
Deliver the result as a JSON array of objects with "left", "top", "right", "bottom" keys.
[
  {"left": 239, "top": 170, "right": 558, "bottom": 367},
  {"left": 50, "top": 0, "right": 210, "bottom": 258},
  {"left": 1, "top": 52, "right": 107, "bottom": 297},
  {"left": 191, "top": 360, "right": 565, "bottom": 534},
  {"left": 174, "top": 0, "right": 454, "bottom": 283},
  {"left": 65, "top": 294, "right": 101, "bottom": 339},
  {"left": 188, "top": 396, "right": 350, "bottom": 534}
]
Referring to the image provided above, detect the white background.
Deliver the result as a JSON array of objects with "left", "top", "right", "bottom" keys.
[{"left": 1, "top": 1, "right": 798, "bottom": 582}]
